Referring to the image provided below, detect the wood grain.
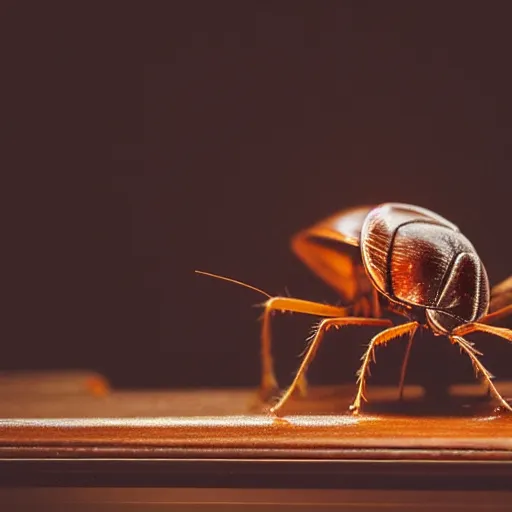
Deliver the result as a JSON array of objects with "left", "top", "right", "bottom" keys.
[{"left": 1, "top": 372, "right": 512, "bottom": 462}]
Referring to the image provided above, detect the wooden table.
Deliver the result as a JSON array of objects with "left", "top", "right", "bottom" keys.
[{"left": 1, "top": 371, "right": 512, "bottom": 510}]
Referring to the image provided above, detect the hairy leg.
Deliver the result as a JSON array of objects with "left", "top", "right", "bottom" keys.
[
  {"left": 349, "top": 322, "right": 419, "bottom": 415},
  {"left": 450, "top": 335, "right": 512, "bottom": 412},
  {"left": 269, "top": 317, "right": 393, "bottom": 415},
  {"left": 260, "top": 297, "right": 351, "bottom": 399}
]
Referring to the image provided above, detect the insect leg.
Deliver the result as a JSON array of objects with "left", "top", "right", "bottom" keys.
[
  {"left": 371, "top": 287, "right": 382, "bottom": 318},
  {"left": 260, "top": 298, "right": 351, "bottom": 400},
  {"left": 451, "top": 335, "right": 512, "bottom": 412},
  {"left": 478, "top": 305, "right": 512, "bottom": 326},
  {"left": 349, "top": 321, "right": 419, "bottom": 415},
  {"left": 453, "top": 322, "right": 512, "bottom": 400},
  {"left": 397, "top": 332, "right": 415, "bottom": 401},
  {"left": 269, "top": 317, "right": 393, "bottom": 415},
  {"left": 352, "top": 297, "right": 371, "bottom": 317},
  {"left": 453, "top": 323, "right": 512, "bottom": 341}
]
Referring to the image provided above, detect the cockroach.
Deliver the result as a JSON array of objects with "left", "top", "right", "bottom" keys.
[{"left": 197, "top": 203, "right": 512, "bottom": 415}]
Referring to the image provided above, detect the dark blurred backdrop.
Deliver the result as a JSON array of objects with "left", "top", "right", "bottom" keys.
[{"left": 1, "top": 2, "right": 511, "bottom": 392}]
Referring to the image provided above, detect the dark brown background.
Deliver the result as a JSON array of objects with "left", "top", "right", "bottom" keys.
[{"left": 1, "top": 2, "right": 511, "bottom": 392}]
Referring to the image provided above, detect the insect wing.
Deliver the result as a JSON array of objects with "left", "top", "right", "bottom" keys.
[{"left": 291, "top": 205, "right": 374, "bottom": 303}]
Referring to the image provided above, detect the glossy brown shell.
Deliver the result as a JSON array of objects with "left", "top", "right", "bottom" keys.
[
  {"left": 360, "top": 203, "right": 490, "bottom": 331},
  {"left": 292, "top": 202, "right": 490, "bottom": 333}
]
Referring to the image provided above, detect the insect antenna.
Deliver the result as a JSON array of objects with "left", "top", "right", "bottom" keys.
[{"left": 194, "top": 270, "right": 273, "bottom": 300}]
